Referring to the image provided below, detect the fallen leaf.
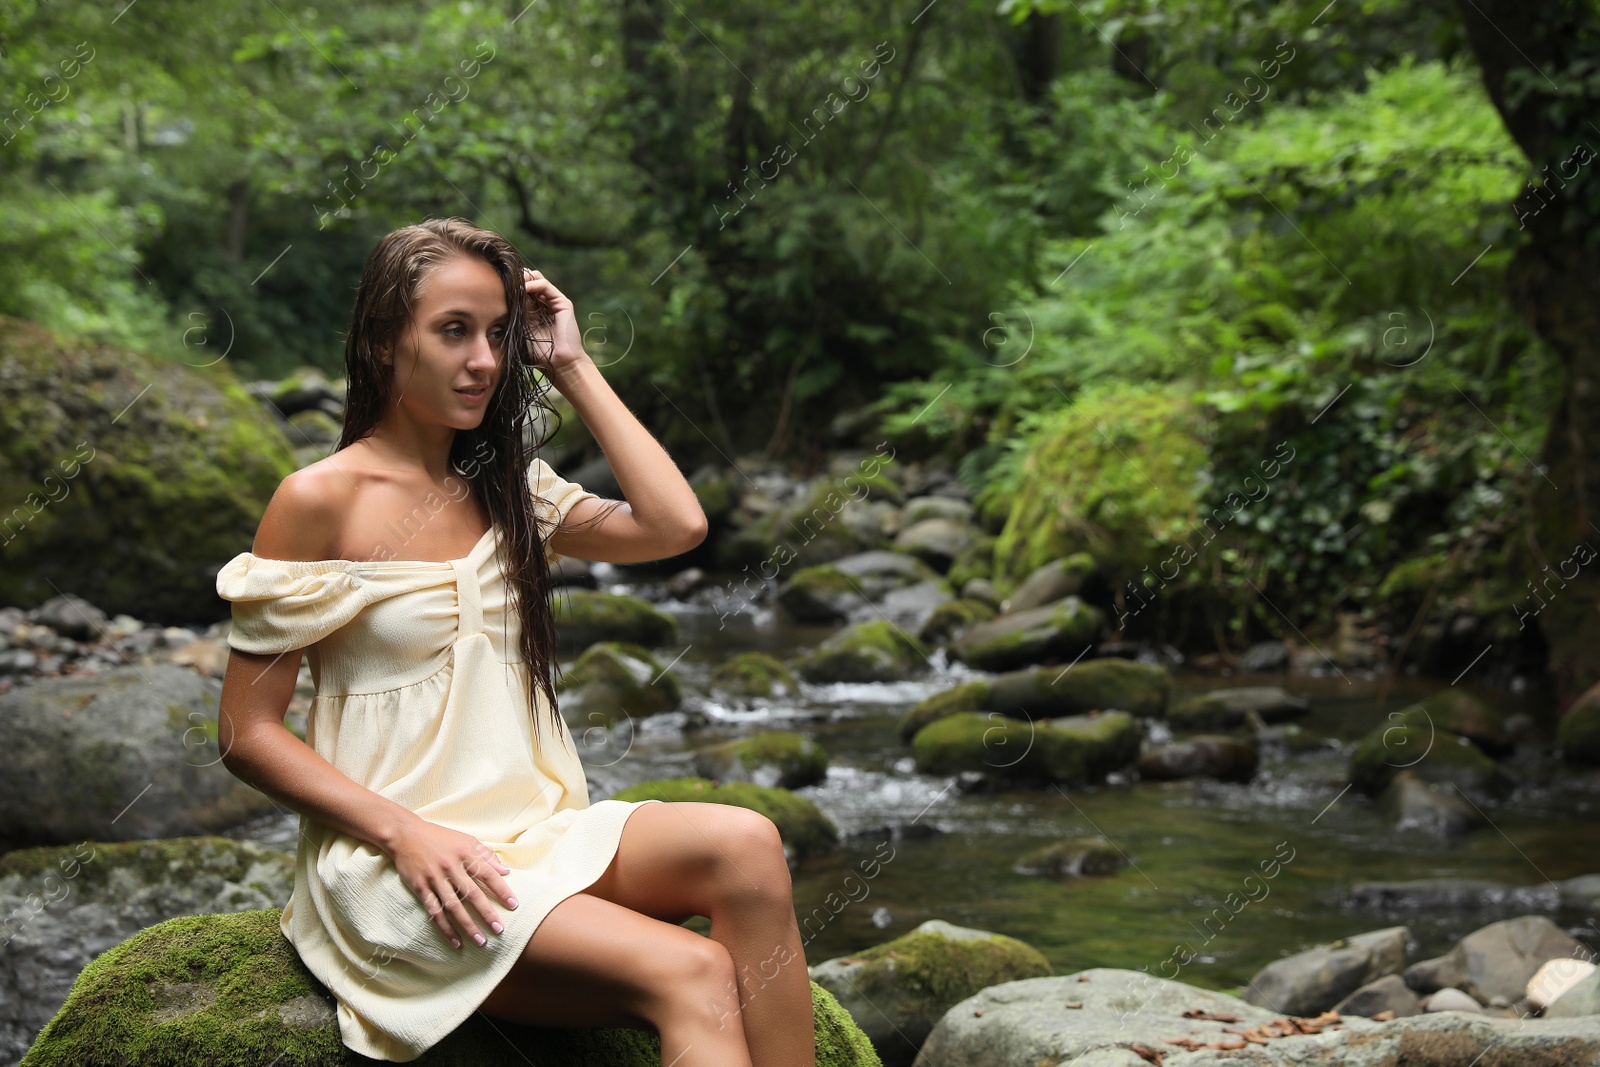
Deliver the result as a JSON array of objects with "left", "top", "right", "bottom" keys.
[
  {"left": 1373, "top": 1010, "right": 1396, "bottom": 1022},
  {"left": 1064, "top": 1002, "right": 1083, "bottom": 1009},
  {"left": 1181, "top": 1009, "right": 1241, "bottom": 1022},
  {"left": 1119, "top": 1043, "right": 1164, "bottom": 1065}
]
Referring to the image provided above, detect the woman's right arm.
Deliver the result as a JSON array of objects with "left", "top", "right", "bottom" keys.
[{"left": 217, "top": 469, "right": 518, "bottom": 950}]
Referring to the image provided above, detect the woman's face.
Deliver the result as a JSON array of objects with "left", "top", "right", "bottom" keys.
[{"left": 383, "top": 254, "right": 508, "bottom": 429}]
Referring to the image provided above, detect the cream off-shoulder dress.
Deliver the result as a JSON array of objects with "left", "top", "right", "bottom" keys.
[{"left": 215, "top": 457, "right": 666, "bottom": 1061}]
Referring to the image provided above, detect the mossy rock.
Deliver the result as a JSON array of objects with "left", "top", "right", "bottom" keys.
[
  {"left": 909, "top": 710, "right": 1140, "bottom": 785},
  {"left": 727, "top": 472, "right": 899, "bottom": 570},
  {"left": 792, "top": 620, "right": 929, "bottom": 684},
  {"left": 943, "top": 533, "right": 999, "bottom": 592},
  {"left": 916, "top": 597, "right": 998, "bottom": 646},
  {"left": 19, "top": 908, "right": 880, "bottom": 1066},
  {"left": 693, "top": 730, "right": 829, "bottom": 789},
  {"left": 556, "top": 641, "right": 682, "bottom": 728},
  {"left": 1348, "top": 708, "right": 1512, "bottom": 801},
  {"left": 809, "top": 918, "right": 1050, "bottom": 1062},
  {"left": 609, "top": 777, "right": 838, "bottom": 862},
  {"left": 1012, "top": 836, "right": 1128, "bottom": 877},
  {"left": 551, "top": 588, "right": 678, "bottom": 652},
  {"left": 985, "top": 659, "right": 1171, "bottom": 720},
  {"left": 1559, "top": 680, "right": 1600, "bottom": 765},
  {"left": 1417, "top": 688, "right": 1512, "bottom": 756},
  {"left": 1169, "top": 686, "right": 1309, "bottom": 731},
  {"left": 991, "top": 381, "right": 1212, "bottom": 585},
  {"left": 950, "top": 597, "right": 1105, "bottom": 672},
  {"left": 898, "top": 680, "right": 994, "bottom": 743},
  {"left": 777, "top": 564, "right": 863, "bottom": 623},
  {"left": 0, "top": 316, "right": 298, "bottom": 620},
  {"left": 708, "top": 651, "right": 800, "bottom": 700},
  {"left": 690, "top": 474, "right": 740, "bottom": 525}
]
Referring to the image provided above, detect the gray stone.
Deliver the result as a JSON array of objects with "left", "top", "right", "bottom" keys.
[
  {"left": 809, "top": 919, "right": 1051, "bottom": 1067},
  {"left": 1237, "top": 640, "right": 1289, "bottom": 672},
  {"left": 1547, "top": 969, "right": 1600, "bottom": 1018},
  {"left": 892, "top": 517, "right": 974, "bottom": 572},
  {"left": 1424, "top": 987, "right": 1485, "bottom": 1013},
  {"left": 911, "top": 968, "right": 1600, "bottom": 1067},
  {"left": 30, "top": 594, "right": 109, "bottom": 642},
  {"left": 1404, "top": 915, "right": 1588, "bottom": 1004},
  {"left": 951, "top": 597, "right": 1104, "bottom": 672},
  {"left": 0, "top": 664, "right": 277, "bottom": 845},
  {"left": 1383, "top": 770, "right": 1487, "bottom": 837},
  {"left": 0, "top": 837, "right": 293, "bottom": 1065},
  {"left": 902, "top": 497, "right": 974, "bottom": 526},
  {"left": 1002, "top": 555, "right": 1095, "bottom": 613},
  {"left": 1169, "top": 686, "right": 1310, "bottom": 730},
  {"left": 1012, "top": 837, "right": 1128, "bottom": 878},
  {"left": 1333, "top": 973, "right": 1422, "bottom": 1018},
  {"left": 1136, "top": 735, "right": 1258, "bottom": 783},
  {"left": 1242, "top": 926, "right": 1410, "bottom": 1017},
  {"left": 1346, "top": 877, "right": 1562, "bottom": 913}
]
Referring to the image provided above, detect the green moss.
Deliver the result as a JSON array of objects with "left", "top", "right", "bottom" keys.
[
  {"left": 917, "top": 597, "right": 999, "bottom": 646},
  {"left": 20, "top": 908, "right": 878, "bottom": 1066},
  {"left": 944, "top": 533, "right": 999, "bottom": 591},
  {"left": 953, "top": 596, "right": 1104, "bottom": 671},
  {"left": 1348, "top": 708, "right": 1506, "bottom": 796},
  {"left": 551, "top": 589, "right": 679, "bottom": 652},
  {"left": 897, "top": 680, "right": 993, "bottom": 742},
  {"left": 0, "top": 837, "right": 289, "bottom": 899},
  {"left": 844, "top": 925, "right": 1051, "bottom": 1008},
  {"left": 0, "top": 316, "right": 298, "bottom": 618},
  {"left": 708, "top": 651, "right": 800, "bottom": 699},
  {"left": 610, "top": 777, "right": 839, "bottom": 860},
  {"left": 989, "top": 658, "right": 1171, "bottom": 719},
  {"left": 696, "top": 731, "right": 829, "bottom": 789},
  {"left": 792, "top": 620, "right": 929, "bottom": 683},
  {"left": 909, "top": 711, "right": 1139, "bottom": 785},
  {"left": 556, "top": 641, "right": 682, "bottom": 726},
  {"left": 991, "top": 382, "right": 1211, "bottom": 585}
]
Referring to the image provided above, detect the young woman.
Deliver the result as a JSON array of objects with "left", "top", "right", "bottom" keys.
[{"left": 216, "top": 217, "right": 815, "bottom": 1066}]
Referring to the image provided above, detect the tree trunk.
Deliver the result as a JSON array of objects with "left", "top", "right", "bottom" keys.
[{"left": 1455, "top": 0, "right": 1600, "bottom": 705}]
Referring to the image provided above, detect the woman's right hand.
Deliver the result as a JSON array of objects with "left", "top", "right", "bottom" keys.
[{"left": 389, "top": 818, "right": 519, "bottom": 949}]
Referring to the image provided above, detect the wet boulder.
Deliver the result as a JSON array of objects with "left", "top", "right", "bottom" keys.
[
  {"left": 1382, "top": 770, "right": 1487, "bottom": 838},
  {"left": 776, "top": 552, "right": 943, "bottom": 625},
  {"left": 707, "top": 651, "right": 800, "bottom": 701},
  {"left": 19, "top": 909, "right": 880, "bottom": 1067},
  {"left": 949, "top": 597, "right": 1104, "bottom": 672},
  {"left": 1347, "top": 709, "right": 1513, "bottom": 804},
  {"left": 792, "top": 620, "right": 929, "bottom": 684},
  {"left": 1169, "top": 686, "right": 1309, "bottom": 731},
  {"left": 556, "top": 641, "right": 682, "bottom": 729},
  {"left": 1333, "top": 974, "right": 1422, "bottom": 1019},
  {"left": 1404, "top": 915, "right": 1588, "bottom": 1005},
  {"left": 1012, "top": 836, "right": 1128, "bottom": 878},
  {"left": 693, "top": 731, "right": 829, "bottom": 789},
  {"left": 809, "top": 919, "right": 1051, "bottom": 1067},
  {"left": 1000, "top": 554, "right": 1096, "bottom": 613},
  {"left": 909, "top": 710, "right": 1139, "bottom": 786},
  {"left": 0, "top": 664, "right": 276, "bottom": 845},
  {"left": 1241, "top": 926, "right": 1410, "bottom": 1017},
  {"left": 1136, "top": 735, "right": 1258, "bottom": 783},
  {"left": 552, "top": 589, "right": 678, "bottom": 652}
]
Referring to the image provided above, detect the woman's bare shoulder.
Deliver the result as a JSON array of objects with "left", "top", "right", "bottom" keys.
[{"left": 253, "top": 454, "right": 369, "bottom": 563}]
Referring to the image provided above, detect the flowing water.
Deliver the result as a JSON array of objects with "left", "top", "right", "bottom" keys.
[{"left": 231, "top": 566, "right": 1600, "bottom": 993}]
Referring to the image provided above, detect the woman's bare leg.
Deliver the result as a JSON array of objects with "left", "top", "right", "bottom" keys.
[
  {"left": 581, "top": 801, "right": 816, "bottom": 1067},
  {"left": 477, "top": 801, "right": 812, "bottom": 1065},
  {"left": 478, "top": 889, "right": 755, "bottom": 1066}
]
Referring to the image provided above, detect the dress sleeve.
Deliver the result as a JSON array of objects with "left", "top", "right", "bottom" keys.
[
  {"left": 214, "top": 553, "right": 373, "bottom": 656},
  {"left": 528, "top": 456, "right": 601, "bottom": 563}
]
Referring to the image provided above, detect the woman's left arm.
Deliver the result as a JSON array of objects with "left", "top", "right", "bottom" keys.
[{"left": 522, "top": 268, "right": 708, "bottom": 564}]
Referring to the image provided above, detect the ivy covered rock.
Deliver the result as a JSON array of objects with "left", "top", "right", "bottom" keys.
[
  {"left": 609, "top": 776, "right": 838, "bottom": 863},
  {"left": 19, "top": 908, "right": 881, "bottom": 1067},
  {"left": 0, "top": 316, "right": 297, "bottom": 620},
  {"left": 909, "top": 711, "right": 1140, "bottom": 786},
  {"left": 1348, "top": 708, "right": 1513, "bottom": 802},
  {"left": 792, "top": 620, "right": 929, "bottom": 683},
  {"left": 555, "top": 641, "right": 682, "bottom": 728},
  {"left": 550, "top": 588, "right": 678, "bottom": 652},
  {"left": 693, "top": 731, "right": 829, "bottom": 789},
  {"left": 949, "top": 597, "right": 1104, "bottom": 672},
  {"left": 708, "top": 650, "right": 800, "bottom": 701},
  {"left": 809, "top": 919, "right": 1051, "bottom": 1067}
]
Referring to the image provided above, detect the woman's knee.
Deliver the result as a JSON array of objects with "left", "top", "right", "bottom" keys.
[
  {"left": 708, "top": 808, "right": 792, "bottom": 905},
  {"left": 639, "top": 933, "right": 742, "bottom": 1026}
]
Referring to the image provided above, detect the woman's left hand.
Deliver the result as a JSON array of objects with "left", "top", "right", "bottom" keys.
[{"left": 521, "top": 267, "right": 590, "bottom": 374}]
